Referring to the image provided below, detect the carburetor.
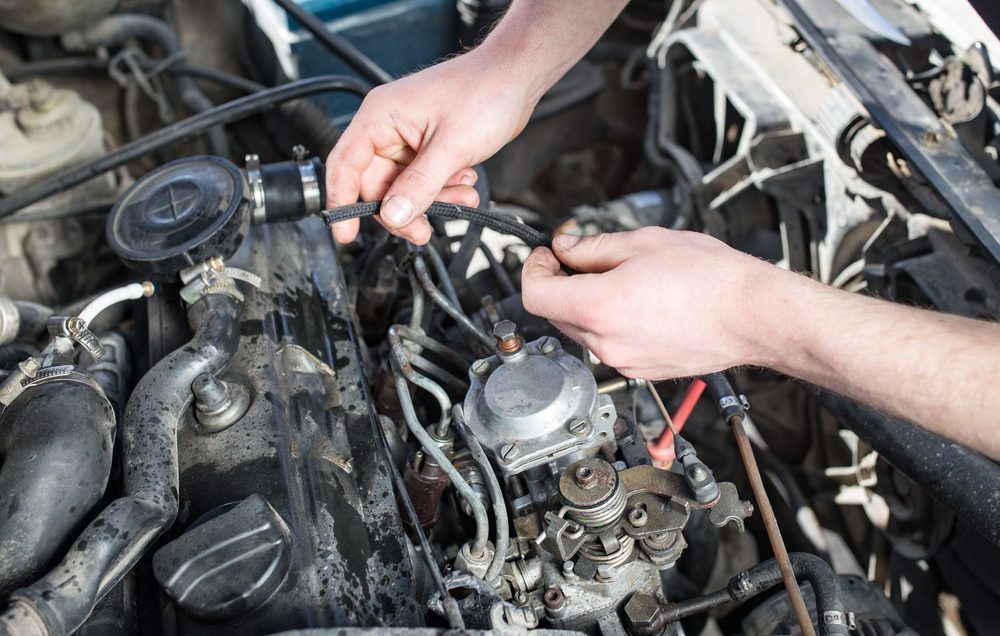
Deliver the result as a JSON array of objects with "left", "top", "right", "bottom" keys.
[{"left": 463, "top": 320, "right": 616, "bottom": 475}]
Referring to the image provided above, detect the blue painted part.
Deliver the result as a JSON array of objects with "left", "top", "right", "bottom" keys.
[{"left": 290, "top": 0, "right": 459, "bottom": 120}]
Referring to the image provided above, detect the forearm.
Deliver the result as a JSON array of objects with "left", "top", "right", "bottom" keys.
[
  {"left": 476, "top": 0, "right": 629, "bottom": 105},
  {"left": 749, "top": 268, "right": 1000, "bottom": 460}
]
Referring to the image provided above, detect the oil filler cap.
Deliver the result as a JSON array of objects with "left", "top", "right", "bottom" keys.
[{"left": 107, "top": 156, "right": 249, "bottom": 278}]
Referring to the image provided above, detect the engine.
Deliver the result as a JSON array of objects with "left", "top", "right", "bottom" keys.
[{"left": 0, "top": 0, "right": 997, "bottom": 635}]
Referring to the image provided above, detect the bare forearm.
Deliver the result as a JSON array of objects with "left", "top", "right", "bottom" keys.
[
  {"left": 477, "top": 0, "right": 629, "bottom": 105},
  {"left": 749, "top": 268, "right": 1000, "bottom": 459}
]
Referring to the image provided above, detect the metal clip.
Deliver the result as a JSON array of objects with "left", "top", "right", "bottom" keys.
[
  {"left": 245, "top": 153, "right": 266, "bottom": 224},
  {"left": 293, "top": 145, "right": 322, "bottom": 215}
]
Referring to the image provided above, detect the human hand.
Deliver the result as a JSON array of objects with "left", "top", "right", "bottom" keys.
[
  {"left": 521, "top": 227, "right": 780, "bottom": 379},
  {"left": 325, "top": 49, "right": 539, "bottom": 244}
]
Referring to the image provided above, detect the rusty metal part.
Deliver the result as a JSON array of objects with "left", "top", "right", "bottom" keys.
[
  {"left": 559, "top": 458, "right": 627, "bottom": 529},
  {"left": 730, "top": 415, "right": 816, "bottom": 636},
  {"left": 403, "top": 450, "right": 451, "bottom": 530},
  {"left": 543, "top": 586, "right": 565, "bottom": 610}
]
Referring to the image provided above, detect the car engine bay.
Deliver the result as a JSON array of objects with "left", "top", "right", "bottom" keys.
[{"left": 0, "top": 0, "right": 998, "bottom": 635}]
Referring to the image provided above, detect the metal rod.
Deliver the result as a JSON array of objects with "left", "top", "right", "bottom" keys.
[{"left": 730, "top": 414, "right": 817, "bottom": 636}]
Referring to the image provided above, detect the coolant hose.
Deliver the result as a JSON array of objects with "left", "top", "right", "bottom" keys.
[
  {"left": 0, "top": 75, "right": 368, "bottom": 220},
  {"left": 0, "top": 380, "right": 115, "bottom": 597},
  {"left": 321, "top": 201, "right": 551, "bottom": 249},
  {"left": 654, "top": 553, "right": 848, "bottom": 635},
  {"left": 63, "top": 14, "right": 229, "bottom": 156},
  {"left": 0, "top": 294, "right": 241, "bottom": 636}
]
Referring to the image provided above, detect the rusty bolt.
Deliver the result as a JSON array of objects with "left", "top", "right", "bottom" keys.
[
  {"left": 624, "top": 593, "right": 662, "bottom": 633},
  {"left": 499, "top": 443, "right": 520, "bottom": 463},
  {"left": 543, "top": 586, "right": 565, "bottom": 610},
  {"left": 573, "top": 464, "right": 597, "bottom": 488},
  {"left": 629, "top": 506, "right": 648, "bottom": 528},
  {"left": 493, "top": 320, "right": 522, "bottom": 354}
]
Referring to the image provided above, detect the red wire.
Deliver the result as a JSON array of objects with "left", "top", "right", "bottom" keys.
[{"left": 648, "top": 378, "right": 707, "bottom": 462}]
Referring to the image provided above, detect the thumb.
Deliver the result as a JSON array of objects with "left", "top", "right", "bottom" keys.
[
  {"left": 551, "top": 231, "right": 637, "bottom": 274},
  {"left": 379, "top": 140, "right": 463, "bottom": 229}
]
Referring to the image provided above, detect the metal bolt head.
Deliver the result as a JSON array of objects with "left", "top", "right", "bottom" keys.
[
  {"left": 573, "top": 464, "right": 597, "bottom": 488},
  {"left": 471, "top": 359, "right": 491, "bottom": 376},
  {"left": 499, "top": 443, "right": 520, "bottom": 462},
  {"left": 628, "top": 506, "right": 648, "bottom": 527},
  {"left": 538, "top": 336, "right": 558, "bottom": 354},
  {"left": 562, "top": 560, "right": 575, "bottom": 577},
  {"left": 624, "top": 594, "right": 661, "bottom": 631},
  {"left": 568, "top": 419, "right": 592, "bottom": 437},
  {"left": 493, "top": 320, "right": 518, "bottom": 342},
  {"left": 493, "top": 320, "right": 523, "bottom": 354},
  {"left": 543, "top": 586, "right": 565, "bottom": 610},
  {"left": 595, "top": 563, "right": 616, "bottom": 581}
]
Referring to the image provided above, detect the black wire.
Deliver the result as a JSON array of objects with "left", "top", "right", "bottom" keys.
[
  {"left": 0, "top": 75, "right": 368, "bottom": 220},
  {"left": 270, "top": 0, "right": 393, "bottom": 86},
  {"left": 321, "top": 201, "right": 552, "bottom": 249},
  {"left": 4, "top": 57, "right": 266, "bottom": 95}
]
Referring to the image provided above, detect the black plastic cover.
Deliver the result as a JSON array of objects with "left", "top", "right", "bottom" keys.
[
  {"left": 107, "top": 156, "right": 249, "bottom": 278},
  {"left": 152, "top": 494, "right": 292, "bottom": 623}
]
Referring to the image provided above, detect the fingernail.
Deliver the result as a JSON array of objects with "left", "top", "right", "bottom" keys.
[
  {"left": 381, "top": 195, "right": 414, "bottom": 226},
  {"left": 460, "top": 171, "right": 477, "bottom": 186},
  {"left": 553, "top": 234, "right": 580, "bottom": 250}
]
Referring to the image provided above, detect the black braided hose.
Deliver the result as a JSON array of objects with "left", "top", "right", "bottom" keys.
[{"left": 320, "top": 201, "right": 552, "bottom": 249}]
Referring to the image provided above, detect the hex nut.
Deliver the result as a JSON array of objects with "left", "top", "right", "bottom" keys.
[{"left": 624, "top": 593, "right": 661, "bottom": 632}]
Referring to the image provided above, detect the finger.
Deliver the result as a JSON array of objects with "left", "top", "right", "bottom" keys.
[
  {"left": 359, "top": 156, "right": 402, "bottom": 201},
  {"left": 330, "top": 217, "right": 361, "bottom": 244},
  {"left": 326, "top": 126, "right": 376, "bottom": 207},
  {"left": 521, "top": 247, "right": 599, "bottom": 324},
  {"left": 445, "top": 168, "right": 478, "bottom": 187},
  {"left": 551, "top": 231, "right": 641, "bottom": 274},
  {"left": 435, "top": 184, "right": 480, "bottom": 209},
  {"left": 385, "top": 216, "right": 433, "bottom": 245},
  {"left": 379, "top": 139, "right": 467, "bottom": 230}
]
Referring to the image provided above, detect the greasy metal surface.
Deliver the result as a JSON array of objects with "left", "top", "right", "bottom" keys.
[{"left": 174, "top": 218, "right": 420, "bottom": 632}]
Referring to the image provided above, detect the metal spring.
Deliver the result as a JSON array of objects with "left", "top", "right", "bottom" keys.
[
  {"left": 562, "top": 476, "right": 627, "bottom": 530},
  {"left": 578, "top": 532, "right": 636, "bottom": 567}
]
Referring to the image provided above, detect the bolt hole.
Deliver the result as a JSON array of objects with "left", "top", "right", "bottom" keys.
[
  {"left": 598, "top": 432, "right": 608, "bottom": 439},
  {"left": 601, "top": 412, "right": 611, "bottom": 420},
  {"left": 965, "top": 287, "right": 987, "bottom": 304}
]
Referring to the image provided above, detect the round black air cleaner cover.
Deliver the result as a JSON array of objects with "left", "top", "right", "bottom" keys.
[{"left": 107, "top": 156, "right": 249, "bottom": 278}]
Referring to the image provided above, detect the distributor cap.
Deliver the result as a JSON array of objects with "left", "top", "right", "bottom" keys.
[{"left": 107, "top": 156, "right": 249, "bottom": 278}]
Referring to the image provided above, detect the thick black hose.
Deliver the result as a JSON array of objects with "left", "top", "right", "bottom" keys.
[
  {"left": 271, "top": 0, "right": 392, "bottom": 86},
  {"left": 321, "top": 201, "right": 551, "bottom": 249},
  {"left": 816, "top": 390, "right": 1000, "bottom": 547},
  {"left": 0, "top": 75, "right": 368, "bottom": 220},
  {"left": 658, "top": 554, "right": 848, "bottom": 635},
  {"left": 0, "top": 380, "right": 115, "bottom": 597},
  {"left": 0, "top": 294, "right": 241, "bottom": 636},
  {"left": 63, "top": 14, "right": 229, "bottom": 156}
]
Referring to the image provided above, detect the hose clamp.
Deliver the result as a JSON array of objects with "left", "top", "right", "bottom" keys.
[
  {"left": 822, "top": 610, "right": 855, "bottom": 630},
  {"left": 245, "top": 153, "right": 267, "bottom": 225},
  {"left": 294, "top": 145, "right": 322, "bottom": 215}
]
